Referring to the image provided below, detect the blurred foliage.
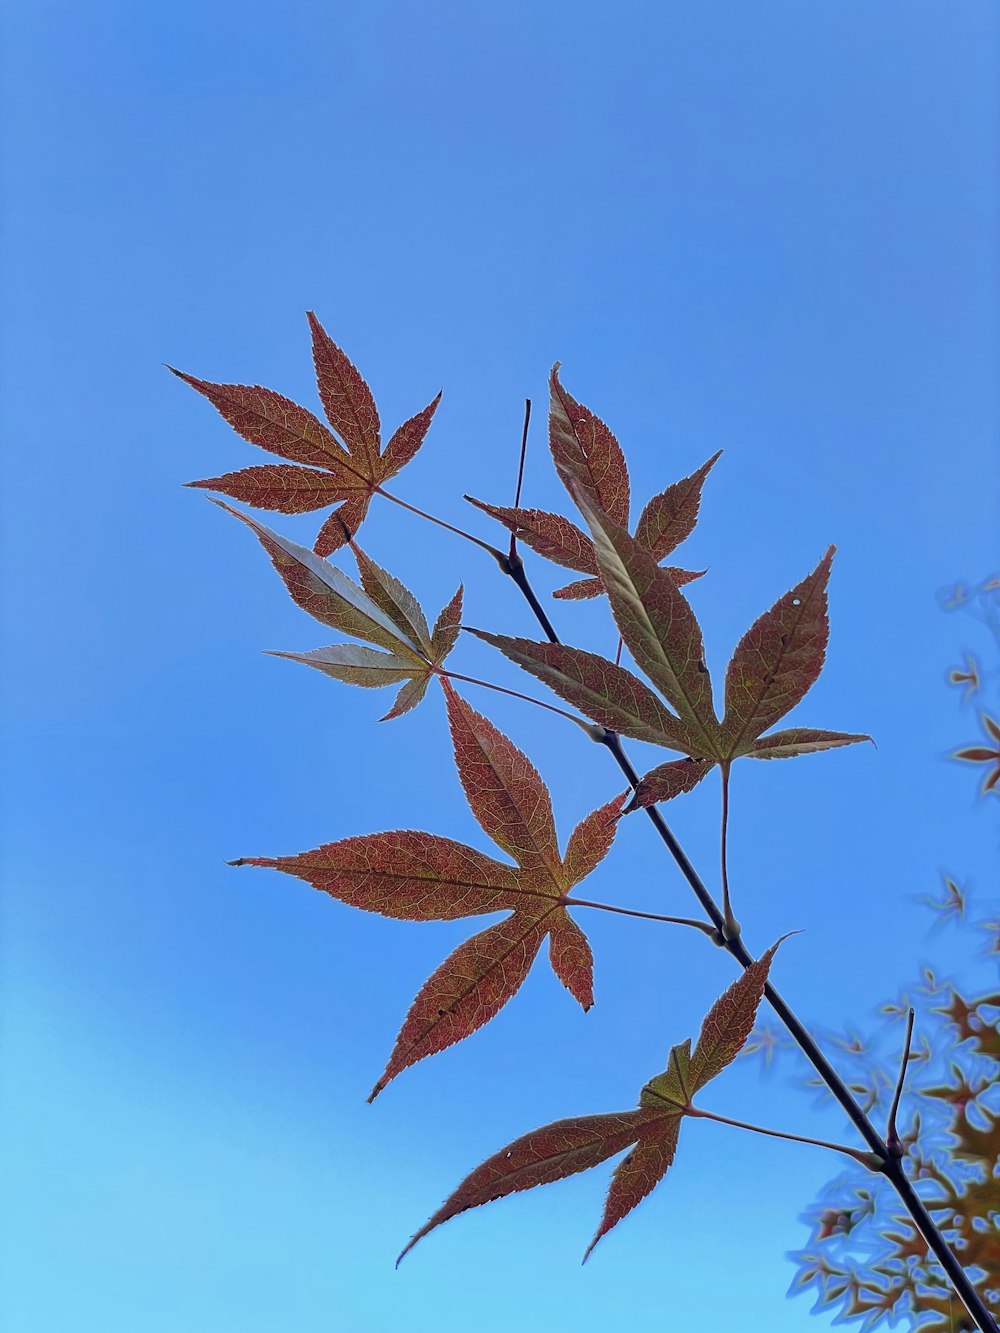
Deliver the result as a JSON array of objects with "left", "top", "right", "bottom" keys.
[{"left": 746, "top": 574, "right": 1000, "bottom": 1331}]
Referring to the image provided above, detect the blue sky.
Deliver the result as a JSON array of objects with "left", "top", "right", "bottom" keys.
[{"left": 2, "top": 3, "right": 998, "bottom": 1330}]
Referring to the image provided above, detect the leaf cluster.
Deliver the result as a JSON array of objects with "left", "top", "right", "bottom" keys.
[{"left": 176, "top": 318, "right": 892, "bottom": 1281}]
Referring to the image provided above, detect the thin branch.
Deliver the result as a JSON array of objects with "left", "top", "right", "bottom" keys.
[
  {"left": 886, "top": 1007, "right": 916, "bottom": 1156},
  {"left": 686, "top": 1105, "right": 884, "bottom": 1170},
  {"left": 509, "top": 399, "right": 531, "bottom": 560}
]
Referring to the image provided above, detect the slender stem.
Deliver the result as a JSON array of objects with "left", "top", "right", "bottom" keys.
[
  {"left": 886, "top": 1007, "right": 916, "bottom": 1156},
  {"left": 509, "top": 400, "right": 532, "bottom": 560},
  {"left": 375, "top": 485, "right": 507, "bottom": 561},
  {"left": 614, "top": 635, "right": 624, "bottom": 667},
  {"left": 563, "top": 895, "right": 718, "bottom": 936},
  {"left": 686, "top": 1104, "right": 880, "bottom": 1169},
  {"left": 438, "top": 668, "right": 596, "bottom": 732}
]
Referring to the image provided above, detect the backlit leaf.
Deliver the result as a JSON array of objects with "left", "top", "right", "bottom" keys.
[
  {"left": 307, "top": 310, "right": 380, "bottom": 469},
  {"left": 469, "top": 385, "right": 712, "bottom": 602},
  {"left": 634, "top": 453, "right": 721, "bottom": 562},
  {"left": 380, "top": 393, "right": 442, "bottom": 480},
  {"left": 368, "top": 914, "right": 549, "bottom": 1100},
  {"left": 583, "top": 1115, "right": 682, "bottom": 1262},
  {"left": 570, "top": 487, "right": 720, "bottom": 756},
  {"left": 623, "top": 757, "right": 714, "bottom": 813},
  {"left": 179, "top": 314, "right": 440, "bottom": 552},
  {"left": 401, "top": 950, "right": 785, "bottom": 1262},
  {"left": 235, "top": 683, "right": 623, "bottom": 1096},
  {"left": 465, "top": 499, "right": 597, "bottom": 574},
  {"left": 443, "top": 679, "right": 562, "bottom": 882},
  {"left": 214, "top": 501, "right": 418, "bottom": 652},
  {"left": 397, "top": 1112, "right": 655, "bottom": 1264},
  {"left": 214, "top": 501, "right": 460, "bottom": 719},
  {"left": 266, "top": 643, "right": 416, "bottom": 689},
  {"left": 722, "top": 549, "right": 835, "bottom": 758},
  {"left": 314, "top": 491, "right": 373, "bottom": 556},
  {"left": 430, "top": 585, "right": 464, "bottom": 663},
  {"left": 352, "top": 542, "right": 432, "bottom": 654},
  {"left": 467, "top": 630, "right": 695, "bottom": 750},
  {"left": 186, "top": 463, "right": 362, "bottom": 513},
  {"left": 688, "top": 939, "right": 784, "bottom": 1093},
  {"left": 553, "top": 566, "right": 703, "bottom": 601},
  {"left": 549, "top": 365, "right": 630, "bottom": 526},
  {"left": 749, "top": 728, "right": 872, "bottom": 760}
]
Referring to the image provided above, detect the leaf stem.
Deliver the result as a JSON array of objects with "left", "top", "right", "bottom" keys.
[
  {"left": 886, "top": 1007, "right": 916, "bottom": 1157},
  {"left": 562, "top": 895, "right": 718, "bottom": 936},
  {"left": 686, "top": 1104, "right": 884, "bottom": 1170},
  {"left": 438, "top": 669, "right": 602, "bottom": 736},
  {"left": 375, "top": 485, "right": 508, "bottom": 562}
]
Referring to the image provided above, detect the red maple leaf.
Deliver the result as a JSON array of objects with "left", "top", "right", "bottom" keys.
[
  {"left": 175, "top": 313, "right": 440, "bottom": 555},
  {"left": 232, "top": 680, "right": 623, "bottom": 1098},
  {"left": 466, "top": 367, "right": 714, "bottom": 598},
  {"left": 398, "top": 941, "right": 783, "bottom": 1262},
  {"left": 475, "top": 481, "right": 870, "bottom": 812}
]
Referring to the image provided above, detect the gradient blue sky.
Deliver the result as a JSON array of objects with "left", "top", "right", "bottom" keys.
[{"left": 2, "top": 3, "right": 998, "bottom": 1330}]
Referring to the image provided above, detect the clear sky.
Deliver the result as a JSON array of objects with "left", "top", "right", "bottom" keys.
[{"left": 1, "top": 3, "right": 998, "bottom": 1331}]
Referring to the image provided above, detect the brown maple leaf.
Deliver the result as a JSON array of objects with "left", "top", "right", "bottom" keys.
[
  {"left": 475, "top": 486, "right": 870, "bottom": 812},
  {"left": 466, "top": 367, "right": 714, "bottom": 598},
  {"left": 398, "top": 941, "right": 783, "bottom": 1263},
  {"left": 175, "top": 312, "right": 440, "bottom": 555},
  {"left": 232, "top": 680, "right": 623, "bottom": 1099}
]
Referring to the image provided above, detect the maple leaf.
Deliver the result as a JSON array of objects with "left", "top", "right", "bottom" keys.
[
  {"left": 475, "top": 494, "right": 869, "bottom": 813},
  {"left": 952, "top": 712, "right": 1000, "bottom": 795},
  {"left": 466, "top": 368, "right": 715, "bottom": 599},
  {"left": 175, "top": 312, "right": 440, "bottom": 555},
  {"left": 211, "top": 499, "right": 460, "bottom": 720},
  {"left": 398, "top": 940, "right": 782, "bottom": 1263},
  {"left": 232, "top": 680, "right": 624, "bottom": 1099},
  {"left": 566, "top": 493, "right": 869, "bottom": 810}
]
